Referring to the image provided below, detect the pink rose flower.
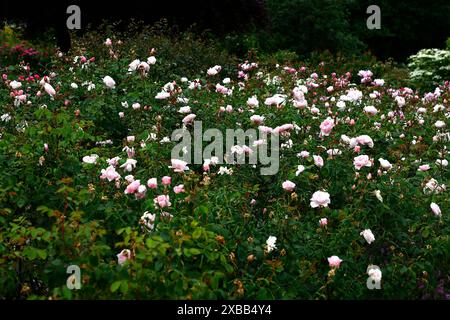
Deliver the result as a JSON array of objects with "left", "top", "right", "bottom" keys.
[
  {"left": 418, "top": 164, "right": 430, "bottom": 171},
  {"left": 147, "top": 178, "right": 157, "bottom": 189},
  {"left": 319, "top": 218, "right": 328, "bottom": 227},
  {"left": 170, "top": 159, "right": 189, "bottom": 172},
  {"left": 327, "top": 255, "right": 342, "bottom": 268},
  {"left": 100, "top": 166, "right": 120, "bottom": 181},
  {"left": 354, "top": 155, "right": 371, "bottom": 170},
  {"left": 182, "top": 113, "right": 196, "bottom": 125},
  {"left": 173, "top": 184, "right": 185, "bottom": 194},
  {"left": 282, "top": 180, "right": 296, "bottom": 192},
  {"left": 430, "top": 202, "right": 441, "bottom": 217},
  {"left": 162, "top": 176, "right": 172, "bottom": 186},
  {"left": 310, "top": 191, "right": 331, "bottom": 208},
  {"left": 313, "top": 155, "right": 324, "bottom": 168},
  {"left": 117, "top": 249, "right": 131, "bottom": 265},
  {"left": 124, "top": 180, "right": 141, "bottom": 194},
  {"left": 319, "top": 118, "right": 335, "bottom": 136},
  {"left": 154, "top": 195, "right": 171, "bottom": 208}
]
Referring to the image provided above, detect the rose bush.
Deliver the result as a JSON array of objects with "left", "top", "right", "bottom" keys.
[{"left": 0, "top": 26, "right": 448, "bottom": 300}]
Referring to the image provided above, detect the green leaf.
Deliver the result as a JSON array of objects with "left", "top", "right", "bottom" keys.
[
  {"left": 111, "top": 281, "right": 121, "bottom": 293},
  {"left": 192, "top": 228, "right": 202, "bottom": 240}
]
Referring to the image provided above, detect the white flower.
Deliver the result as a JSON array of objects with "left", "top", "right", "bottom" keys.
[
  {"left": 266, "top": 236, "right": 277, "bottom": 252},
  {"left": 10, "top": 80, "right": 22, "bottom": 89},
  {"left": 364, "top": 105, "right": 378, "bottom": 115},
  {"left": 207, "top": 65, "right": 221, "bottom": 76},
  {"left": 155, "top": 91, "right": 170, "bottom": 99},
  {"left": 360, "top": 229, "right": 375, "bottom": 244},
  {"left": 250, "top": 115, "right": 265, "bottom": 124},
  {"left": 367, "top": 266, "right": 382, "bottom": 282},
  {"left": 218, "top": 166, "right": 233, "bottom": 175},
  {"left": 430, "top": 202, "right": 442, "bottom": 217},
  {"left": 373, "top": 79, "right": 385, "bottom": 86},
  {"left": 103, "top": 76, "right": 116, "bottom": 89},
  {"left": 378, "top": 158, "right": 392, "bottom": 170},
  {"left": 147, "top": 56, "right": 156, "bottom": 65},
  {"left": 1, "top": 113, "right": 12, "bottom": 122},
  {"left": 120, "top": 159, "right": 137, "bottom": 172},
  {"left": 435, "top": 120, "right": 445, "bottom": 128},
  {"left": 141, "top": 211, "right": 156, "bottom": 230},
  {"left": 374, "top": 190, "right": 383, "bottom": 202},
  {"left": 128, "top": 59, "right": 140, "bottom": 72},
  {"left": 82, "top": 154, "right": 99, "bottom": 164},
  {"left": 71, "top": 82, "right": 78, "bottom": 89},
  {"left": 295, "top": 165, "right": 305, "bottom": 176},
  {"left": 247, "top": 96, "right": 259, "bottom": 108},
  {"left": 178, "top": 106, "right": 191, "bottom": 114},
  {"left": 310, "top": 191, "right": 331, "bottom": 208},
  {"left": 436, "top": 159, "right": 448, "bottom": 167}
]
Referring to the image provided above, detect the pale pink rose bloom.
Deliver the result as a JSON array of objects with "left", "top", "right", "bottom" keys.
[
  {"left": 100, "top": 166, "right": 120, "bottom": 181},
  {"left": 354, "top": 155, "right": 371, "bottom": 170},
  {"left": 310, "top": 191, "right": 331, "bottom": 208},
  {"left": 319, "top": 218, "right": 328, "bottom": 227},
  {"left": 378, "top": 158, "right": 392, "bottom": 170},
  {"left": 319, "top": 118, "right": 335, "bottom": 136},
  {"left": 258, "top": 126, "right": 273, "bottom": 134},
  {"left": 273, "top": 124, "right": 294, "bottom": 134},
  {"left": 327, "top": 255, "right": 342, "bottom": 268},
  {"left": 124, "top": 175, "right": 134, "bottom": 183},
  {"left": 44, "top": 83, "right": 56, "bottom": 96},
  {"left": 173, "top": 184, "right": 185, "bottom": 194},
  {"left": 124, "top": 180, "right": 141, "bottom": 194},
  {"left": 170, "top": 159, "right": 189, "bottom": 172},
  {"left": 119, "top": 112, "right": 125, "bottom": 118},
  {"left": 127, "top": 136, "right": 135, "bottom": 142},
  {"left": 182, "top": 113, "right": 196, "bottom": 125},
  {"left": 83, "top": 154, "right": 99, "bottom": 164},
  {"left": 44, "top": 143, "right": 49, "bottom": 152},
  {"left": 298, "top": 151, "right": 310, "bottom": 158},
  {"left": 120, "top": 158, "right": 137, "bottom": 172},
  {"left": 104, "top": 38, "right": 112, "bottom": 46},
  {"left": 207, "top": 65, "right": 221, "bottom": 76},
  {"left": 155, "top": 91, "right": 170, "bottom": 99},
  {"left": 103, "top": 76, "right": 116, "bottom": 89},
  {"left": 135, "top": 185, "right": 147, "bottom": 199},
  {"left": 360, "top": 229, "right": 375, "bottom": 244},
  {"left": 147, "top": 178, "right": 157, "bottom": 189},
  {"left": 355, "top": 135, "right": 374, "bottom": 148},
  {"left": 313, "top": 155, "right": 324, "bottom": 168},
  {"left": 250, "top": 115, "right": 265, "bottom": 125},
  {"left": 107, "top": 156, "right": 121, "bottom": 167},
  {"left": 247, "top": 96, "right": 259, "bottom": 108},
  {"left": 282, "top": 180, "right": 296, "bottom": 192},
  {"left": 154, "top": 195, "right": 171, "bottom": 208},
  {"left": 162, "top": 176, "right": 172, "bottom": 186},
  {"left": 418, "top": 164, "right": 430, "bottom": 171},
  {"left": 430, "top": 202, "right": 441, "bottom": 217},
  {"left": 117, "top": 249, "right": 131, "bottom": 265}
]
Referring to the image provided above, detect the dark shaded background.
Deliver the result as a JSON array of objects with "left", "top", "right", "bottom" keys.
[{"left": 1, "top": 0, "right": 449, "bottom": 61}]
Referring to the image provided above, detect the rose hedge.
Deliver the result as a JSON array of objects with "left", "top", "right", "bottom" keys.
[{"left": 0, "top": 28, "right": 449, "bottom": 300}]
